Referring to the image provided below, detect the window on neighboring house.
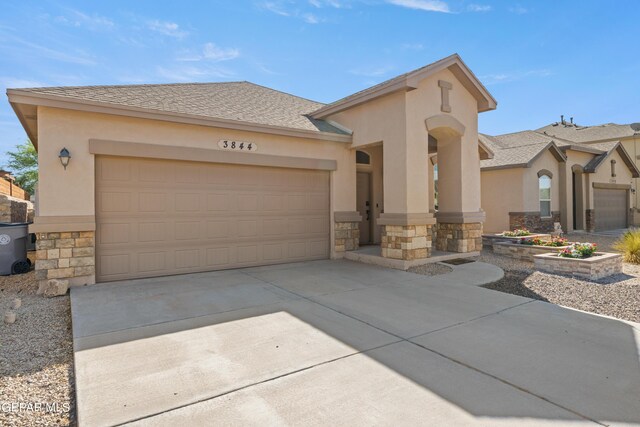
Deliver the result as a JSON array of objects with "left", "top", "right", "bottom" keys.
[{"left": 539, "top": 174, "right": 552, "bottom": 217}]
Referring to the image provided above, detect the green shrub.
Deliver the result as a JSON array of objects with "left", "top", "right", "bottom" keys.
[{"left": 613, "top": 230, "right": 640, "bottom": 264}]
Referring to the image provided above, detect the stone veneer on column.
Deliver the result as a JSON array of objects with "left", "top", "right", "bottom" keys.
[
  {"left": 35, "top": 231, "right": 95, "bottom": 288},
  {"left": 333, "top": 211, "right": 362, "bottom": 256},
  {"left": 381, "top": 224, "right": 433, "bottom": 260},
  {"left": 585, "top": 209, "right": 595, "bottom": 232},
  {"left": 377, "top": 213, "right": 435, "bottom": 261},
  {"left": 434, "top": 212, "right": 485, "bottom": 253},
  {"left": 435, "top": 222, "right": 483, "bottom": 252}
]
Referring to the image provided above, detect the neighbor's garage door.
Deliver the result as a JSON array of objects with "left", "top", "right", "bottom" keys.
[
  {"left": 95, "top": 156, "right": 330, "bottom": 282},
  {"left": 593, "top": 187, "right": 628, "bottom": 231}
]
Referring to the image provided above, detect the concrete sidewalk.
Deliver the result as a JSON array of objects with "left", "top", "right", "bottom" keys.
[{"left": 71, "top": 260, "right": 640, "bottom": 426}]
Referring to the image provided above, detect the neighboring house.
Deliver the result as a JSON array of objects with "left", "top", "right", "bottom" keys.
[
  {"left": 7, "top": 54, "right": 496, "bottom": 286},
  {"left": 480, "top": 121, "right": 640, "bottom": 233}
]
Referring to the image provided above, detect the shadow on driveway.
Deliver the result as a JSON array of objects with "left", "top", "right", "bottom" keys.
[{"left": 70, "top": 260, "right": 640, "bottom": 426}]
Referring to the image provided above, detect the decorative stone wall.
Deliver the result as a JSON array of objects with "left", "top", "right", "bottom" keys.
[
  {"left": 381, "top": 224, "right": 433, "bottom": 260},
  {"left": 493, "top": 242, "right": 570, "bottom": 261},
  {"left": 585, "top": 209, "right": 595, "bottom": 232},
  {"left": 334, "top": 221, "right": 360, "bottom": 254},
  {"left": 435, "top": 222, "right": 482, "bottom": 253},
  {"left": 0, "top": 194, "right": 33, "bottom": 223},
  {"left": 533, "top": 252, "right": 622, "bottom": 280},
  {"left": 508, "top": 211, "right": 561, "bottom": 233},
  {"left": 35, "top": 231, "right": 95, "bottom": 288}
]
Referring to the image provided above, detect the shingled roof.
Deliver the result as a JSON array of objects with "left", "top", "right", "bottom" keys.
[
  {"left": 480, "top": 131, "right": 566, "bottom": 170},
  {"left": 537, "top": 122, "right": 640, "bottom": 143},
  {"left": 9, "top": 81, "right": 349, "bottom": 135}
]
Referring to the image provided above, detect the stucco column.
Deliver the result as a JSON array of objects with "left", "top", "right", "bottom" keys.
[
  {"left": 379, "top": 128, "right": 435, "bottom": 261},
  {"left": 427, "top": 115, "right": 484, "bottom": 253}
]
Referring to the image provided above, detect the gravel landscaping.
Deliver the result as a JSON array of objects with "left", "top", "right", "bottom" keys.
[
  {"left": 481, "top": 232, "right": 640, "bottom": 323},
  {"left": 0, "top": 256, "right": 75, "bottom": 427},
  {"left": 408, "top": 262, "right": 453, "bottom": 276}
]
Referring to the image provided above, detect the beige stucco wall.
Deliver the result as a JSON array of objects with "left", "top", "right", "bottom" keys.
[
  {"left": 522, "top": 150, "right": 561, "bottom": 213},
  {"left": 328, "top": 68, "right": 482, "bottom": 217},
  {"left": 588, "top": 149, "right": 634, "bottom": 210},
  {"left": 36, "top": 106, "right": 355, "bottom": 218},
  {"left": 615, "top": 137, "right": 640, "bottom": 222},
  {"left": 480, "top": 168, "right": 524, "bottom": 233}
]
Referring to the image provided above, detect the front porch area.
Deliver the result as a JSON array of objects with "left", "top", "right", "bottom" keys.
[{"left": 344, "top": 244, "right": 480, "bottom": 270}]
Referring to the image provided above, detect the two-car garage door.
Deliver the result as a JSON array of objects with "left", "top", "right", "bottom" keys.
[{"left": 95, "top": 156, "right": 330, "bottom": 282}]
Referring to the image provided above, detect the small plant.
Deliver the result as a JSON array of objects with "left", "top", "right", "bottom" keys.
[
  {"left": 521, "top": 237, "right": 568, "bottom": 247},
  {"left": 558, "top": 242, "right": 597, "bottom": 259},
  {"left": 502, "top": 228, "right": 531, "bottom": 237},
  {"left": 613, "top": 229, "right": 640, "bottom": 264}
]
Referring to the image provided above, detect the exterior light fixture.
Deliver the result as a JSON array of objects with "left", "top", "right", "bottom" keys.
[{"left": 59, "top": 148, "right": 71, "bottom": 170}]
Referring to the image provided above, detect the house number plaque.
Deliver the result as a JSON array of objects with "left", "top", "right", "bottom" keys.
[{"left": 218, "top": 140, "right": 257, "bottom": 152}]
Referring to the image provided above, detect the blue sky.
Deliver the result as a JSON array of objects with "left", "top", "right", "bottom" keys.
[{"left": 1, "top": 0, "right": 639, "bottom": 165}]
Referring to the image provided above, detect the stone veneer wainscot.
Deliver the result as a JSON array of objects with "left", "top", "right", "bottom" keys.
[
  {"left": 333, "top": 211, "right": 361, "bottom": 256},
  {"left": 533, "top": 252, "right": 622, "bottom": 280},
  {"left": 35, "top": 231, "right": 95, "bottom": 287},
  {"left": 493, "top": 241, "right": 570, "bottom": 261}
]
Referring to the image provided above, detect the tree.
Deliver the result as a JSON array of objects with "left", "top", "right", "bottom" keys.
[{"left": 5, "top": 140, "right": 38, "bottom": 195}]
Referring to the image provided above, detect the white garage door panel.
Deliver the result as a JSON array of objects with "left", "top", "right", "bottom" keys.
[
  {"left": 96, "top": 156, "right": 330, "bottom": 282},
  {"left": 593, "top": 187, "right": 628, "bottom": 231}
]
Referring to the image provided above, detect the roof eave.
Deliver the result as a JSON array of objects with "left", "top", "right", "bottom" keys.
[
  {"left": 311, "top": 54, "right": 497, "bottom": 119},
  {"left": 481, "top": 163, "right": 529, "bottom": 171},
  {"left": 7, "top": 89, "right": 353, "bottom": 144}
]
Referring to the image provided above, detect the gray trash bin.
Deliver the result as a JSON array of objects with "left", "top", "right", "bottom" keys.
[{"left": 0, "top": 223, "right": 32, "bottom": 275}]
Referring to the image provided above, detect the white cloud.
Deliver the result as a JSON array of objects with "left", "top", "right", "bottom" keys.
[
  {"left": 480, "top": 69, "right": 552, "bottom": 85},
  {"left": 400, "top": 42, "right": 424, "bottom": 50},
  {"left": 147, "top": 20, "right": 188, "bottom": 38},
  {"left": 261, "top": 2, "right": 291, "bottom": 16},
  {"left": 303, "top": 13, "right": 321, "bottom": 23},
  {"left": 308, "top": 0, "right": 347, "bottom": 8},
  {"left": 177, "top": 43, "right": 240, "bottom": 62},
  {"left": 386, "top": 0, "right": 450, "bottom": 13},
  {"left": 350, "top": 65, "right": 395, "bottom": 77},
  {"left": 509, "top": 5, "right": 528, "bottom": 14},
  {"left": 157, "top": 65, "right": 236, "bottom": 82},
  {"left": 0, "top": 33, "right": 97, "bottom": 66},
  {"left": 467, "top": 4, "right": 491, "bottom": 12},
  {"left": 0, "top": 77, "right": 48, "bottom": 89},
  {"left": 55, "top": 9, "right": 115, "bottom": 30}
]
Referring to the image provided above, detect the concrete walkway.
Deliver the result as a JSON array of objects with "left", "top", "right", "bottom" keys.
[{"left": 70, "top": 260, "right": 640, "bottom": 426}]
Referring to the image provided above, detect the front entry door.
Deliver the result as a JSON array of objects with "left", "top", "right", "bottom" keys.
[{"left": 356, "top": 172, "right": 371, "bottom": 244}]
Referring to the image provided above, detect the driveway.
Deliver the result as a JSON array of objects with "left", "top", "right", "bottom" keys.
[{"left": 70, "top": 260, "right": 640, "bottom": 426}]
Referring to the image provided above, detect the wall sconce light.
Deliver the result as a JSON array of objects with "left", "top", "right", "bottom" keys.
[{"left": 59, "top": 148, "right": 71, "bottom": 170}]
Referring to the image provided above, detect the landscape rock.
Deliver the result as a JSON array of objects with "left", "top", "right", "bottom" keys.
[
  {"left": 4, "top": 310, "right": 16, "bottom": 324},
  {"left": 12, "top": 298, "right": 21, "bottom": 309},
  {"left": 37, "top": 279, "right": 69, "bottom": 297}
]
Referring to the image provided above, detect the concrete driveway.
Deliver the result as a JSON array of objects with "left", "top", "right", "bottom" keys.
[{"left": 70, "top": 260, "right": 640, "bottom": 426}]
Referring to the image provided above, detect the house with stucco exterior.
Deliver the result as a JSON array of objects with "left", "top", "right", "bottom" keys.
[
  {"left": 7, "top": 54, "right": 496, "bottom": 286},
  {"left": 480, "top": 120, "right": 640, "bottom": 234}
]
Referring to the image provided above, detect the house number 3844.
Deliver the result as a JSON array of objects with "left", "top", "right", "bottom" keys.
[{"left": 218, "top": 140, "right": 257, "bottom": 152}]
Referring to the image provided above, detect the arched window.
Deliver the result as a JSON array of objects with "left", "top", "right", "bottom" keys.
[
  {"left": 539, "top": 174, "right": 552, "bottom": 218},
  {"left": 356, "top": 150, "right": 370, "bottom": 165}
]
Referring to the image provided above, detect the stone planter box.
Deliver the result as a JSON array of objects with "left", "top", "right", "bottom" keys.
[
  {"left": 482, "top": 233, "right": 551, "bottom": 247},
  {"left": 493, "top": 241, "right": 572, "bottom": 261},
  {"left": 533, "top": 252, "right": 623, "bottom": 280}
]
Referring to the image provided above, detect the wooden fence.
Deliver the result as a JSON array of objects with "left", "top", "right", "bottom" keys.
[{"left": 0, "top": 179, "right": 29, "bottom": 200}]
